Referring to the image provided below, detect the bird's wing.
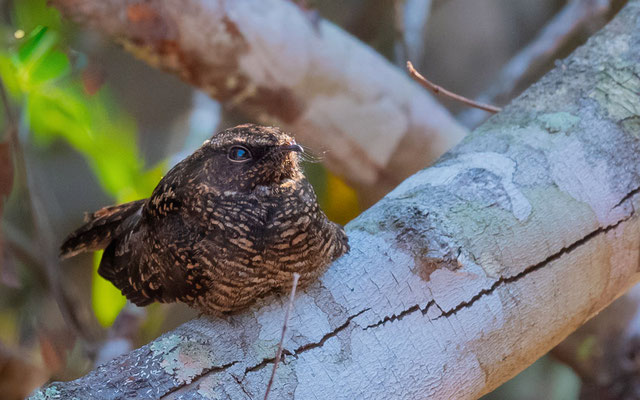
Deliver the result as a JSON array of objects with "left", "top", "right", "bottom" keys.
[
  {"left": 60, "top": 199, "right": 145, "bottom": 259},
  {"left": 98, "top": 215, "right": 210, "bottom": 307},
  {"left": 98, "top": 173, "right": 215, "bottom": 307}
]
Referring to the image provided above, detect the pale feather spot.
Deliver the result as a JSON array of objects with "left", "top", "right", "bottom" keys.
[
  {"left": 282, "top": 228, "right": 297, "bottom": 237},
  {"left": 291, "top": 232, "right": 308, "bottom": 246}
]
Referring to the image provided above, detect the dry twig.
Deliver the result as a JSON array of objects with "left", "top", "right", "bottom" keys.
[
  {"left": 264, "top": 272, "right": 300, "bottom": 400},
  {"left": 406, "top": 61, "right": 501, "bottom": 113}
]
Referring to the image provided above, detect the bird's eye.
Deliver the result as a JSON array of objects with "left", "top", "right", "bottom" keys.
[{"left": 227, "top": 145, "right": 252, "bottom": 162}]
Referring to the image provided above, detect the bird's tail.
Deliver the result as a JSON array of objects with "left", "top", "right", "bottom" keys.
[{"left": 60, "top": 199, "right": 146, "bottom": 259}]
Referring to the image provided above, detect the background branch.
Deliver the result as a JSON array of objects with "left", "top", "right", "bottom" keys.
[
  {"left": 459, "top": 0, "right": 627, "bottom": 128},
  {"left": 50, "top": 0, "right": 468, "bottom": 204}
]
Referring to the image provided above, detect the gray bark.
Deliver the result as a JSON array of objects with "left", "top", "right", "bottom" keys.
[{"left": 31, "top": 1, "right": 640, "bottom": 399}]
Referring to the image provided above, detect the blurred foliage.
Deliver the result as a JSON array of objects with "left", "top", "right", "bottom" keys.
[
  {"left": 91, "top": 251, "right": 126, "bottom": 326},
  {"left": 323, "top": 172, "right": 360, "bottom": 225},
  {"left": 483, "top": 355, "right": 581, "bottom": 400},
  {"left": 576, "top": 335, "right": 597, "bottom": 363},
  {"left": 303, "top": 161, "right": 360, "bottom": 226},
  {"left": 0, "top": 0, "right": 164, "bottom": 327}
]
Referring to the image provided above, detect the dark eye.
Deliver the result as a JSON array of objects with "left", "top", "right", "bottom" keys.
[{"left": 227, "top": 145, "right": 252, "bottom": 162}]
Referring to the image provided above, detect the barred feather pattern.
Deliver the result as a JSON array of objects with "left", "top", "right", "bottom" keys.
[
  {"left": 60, "top": 125, "right": 349, "bottom": 315},
  {"left": 60, "top": 200, "right": 145, "bottom": 259}
]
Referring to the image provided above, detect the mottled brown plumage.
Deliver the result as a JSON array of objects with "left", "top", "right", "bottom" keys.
[{"left": 60, "top": 124, "right": 349, "bottom": 314}]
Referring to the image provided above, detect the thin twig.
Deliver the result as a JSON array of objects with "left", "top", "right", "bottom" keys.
[
  {"left": 407, "top": 61, "right": 501, "bottom": 114},
  {"left": 264, "top": 272, "right": 300, "bottom": 400}
]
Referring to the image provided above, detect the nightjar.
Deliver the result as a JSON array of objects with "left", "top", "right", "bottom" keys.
[{"left": 60, "top": 124, "right": 349, "bottom": 315}]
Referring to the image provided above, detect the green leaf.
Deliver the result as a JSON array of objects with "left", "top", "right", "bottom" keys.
[
  {"left": 13, "top": 0, "right": 63, "bottom": 33},
  {"left": 29, "top": 49, "right": 70, "bottom": 85},
  {"left": 91, "top": 251, "right": 126, "bottom": 327},
  {"left": 16, "top": 26, "right": 53, "bottom": 65},
  {"left": 1, "top": 20, "right": 167, "bottom": 328},
  {"left": 135, "top": 161, "right": 168, "bottom": 198},
  {"left": 0, "top": 54, "right": 22, "bottom": 100}
]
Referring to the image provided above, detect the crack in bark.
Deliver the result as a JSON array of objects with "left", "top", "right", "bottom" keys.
[
  {"left": 363, "top": 300, "right": 436, "bottom": 330},
  {"left": 352, "top": 189, "right": 639, "bottom": 331},
  {"left": 231, "top": 374, "right": 254, "bottom": 399},
  {"left": 243, "top": 351, "right": 289, "bottom": 375},
  {"left": 160, "top": 360, "right": 239, "bottom": 399},
  {"left": 158, "top": 308, "right": 373, "bottom": 397},
  {"left": 436, "top": 212, "right": 634, "bottom": 319},
  {"left": 158, "top": 203, "right": 636, "bottom": 396},
  {"left": 244, "top": 308, "right": 371, "bottom": 376},
  {"left": 613, "top": 185, "right": 640, "bottom": 210}
]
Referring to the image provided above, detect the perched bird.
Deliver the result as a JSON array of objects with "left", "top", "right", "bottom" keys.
[{"left": 60, "top": 124, "right": 349, "bottom": 315}]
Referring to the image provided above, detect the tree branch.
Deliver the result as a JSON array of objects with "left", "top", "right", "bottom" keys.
[
  {"left": 29, "top": 1, "right": 640, "bottom": 398},
  {"left": 459, "top": 0, "right": 625, "bottom": 128},
  {"left": 50, "top": 0, "right": 468, "bottom": 204}
]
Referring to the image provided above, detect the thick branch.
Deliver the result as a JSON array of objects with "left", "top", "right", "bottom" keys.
[
  {"left": 31, "top": 1, "right": 640, "bottom": 399},
  {"left": 51, "top": 0, "right": 467, "bottom": 203}
]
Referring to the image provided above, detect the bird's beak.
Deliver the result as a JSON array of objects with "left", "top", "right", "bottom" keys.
[{"left": 279, "top": 143, "right": 304, "bottom": 153}]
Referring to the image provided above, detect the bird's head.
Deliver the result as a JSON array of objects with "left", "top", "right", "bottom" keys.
[{"left": 192, "top": 124, "right": 305, "bottom": 192}]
